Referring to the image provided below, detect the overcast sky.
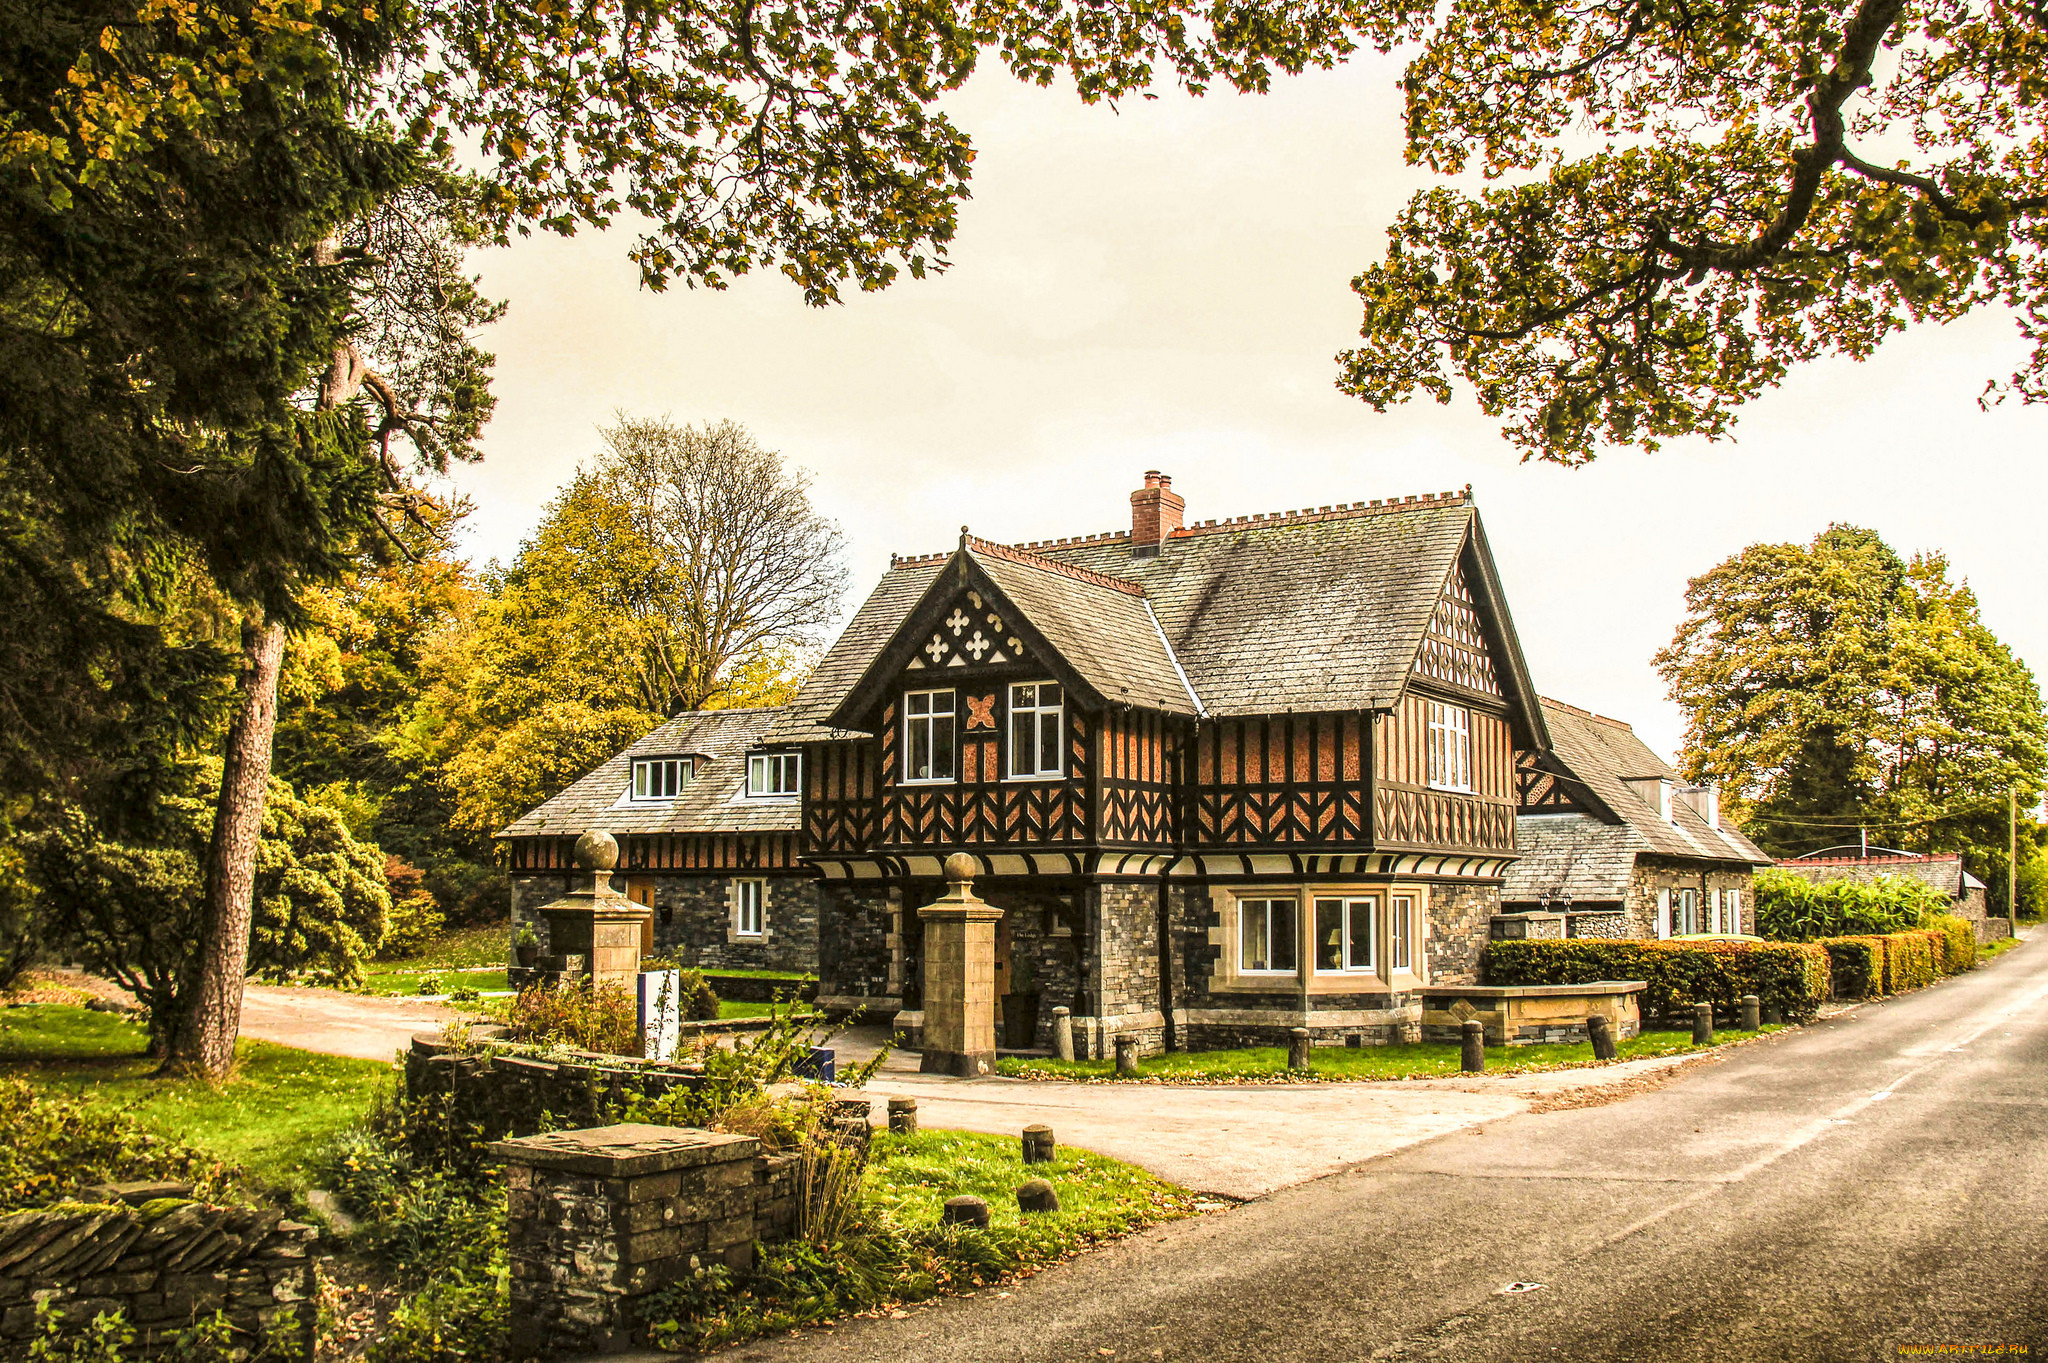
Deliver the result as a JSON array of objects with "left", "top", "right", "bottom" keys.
[{"left": 442, "top": 52, "right": 2047, "bottom": 767}]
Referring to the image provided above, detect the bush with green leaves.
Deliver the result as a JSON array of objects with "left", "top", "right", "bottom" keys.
[
  {"left": 629, "top": 1005, "right": 885, "bottom": 1131},
  {"left": 1754, "top": 868, "right": 1951, "bottom": 942},
  {"left": 1931, "top": 915, "right": 1977, "bottom": 975},
  {"left": 1818, "top": 937, "right": 1886, "bottom": 999},
  {"left": 1481, "top": 939, "right": 1829, "bottom": 1023},
  {"left": 0, "top": 1079, "right": 230, "bottom": 1212},
  {"left": 505, "top": 979, "right": 640, "bottom": 1054}
]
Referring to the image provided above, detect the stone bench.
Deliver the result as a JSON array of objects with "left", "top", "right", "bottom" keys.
[{"left": 1418, "top": 981, "right": 1645, "bottom": 1047}]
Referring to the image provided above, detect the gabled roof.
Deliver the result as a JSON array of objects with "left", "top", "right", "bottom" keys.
[
  {"left": 1776, "top": 854, "right": 1984, "bottom": 899},
  {"left": 820, "top": 540, "right": 1199, "bottom": 731},
  {"left": 1538, "top": 698, "right": 1770, "bottom": 865},
  {"left": 499, "top": 707, "right": 800, "bottom": 839},
  {"left": 769, "top": 489, "right": 1547, "bottom": 743}
]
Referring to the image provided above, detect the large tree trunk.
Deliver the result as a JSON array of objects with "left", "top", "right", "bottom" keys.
[{"left": 167, "top": 616, "right": 287, "bottom": 1079}]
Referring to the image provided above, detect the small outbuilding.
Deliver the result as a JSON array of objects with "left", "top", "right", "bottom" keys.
[{"left": 1500, "top": 698, "right": 1771, "bottom": 939}]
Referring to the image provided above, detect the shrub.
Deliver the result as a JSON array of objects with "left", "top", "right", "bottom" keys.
[
  {"left": 0, "top": 1079, "right": 231, "bottom": 1212},
  {"left": 1883, "top": 931, "right": 1938, "bottom": 992},
  {"left": 1754, "top": 867, "right": 1949, "bottom": 941},
  {"left": 1480, "top": 939, "right": 1829, "bottom": 1023},
  {"left": 1818, "top": 937, "right": 1886, "bottom": 999},
  {"left": 676, "top": 967, "right": 720, "bottom": 1021},
  {"left": 379, "top": 889, "right": 446, "bottom": 963},
  {"left": 506, "top": 979, "right": 639, "bottom": 1054},
  {"left": 1931, "top": 915, "right": 1977, "bottom": 974}
]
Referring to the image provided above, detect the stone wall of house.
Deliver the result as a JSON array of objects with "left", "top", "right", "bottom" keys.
[
  {"left": 1623, "top": 859, "right": 1756, "bottom": 937},
  {"left": 817, "top": 882, "right": 900, "bottom": 1013},
  {"left": 648, "top": 873, "right": 819, "bottom": 974},
  {"left": 978, "top": 880, "right": 1084, "bottom": 1050},
  {"left": 1088, "top": 881, "right": 1159, "bottom": 1026},
  {"left": 0, "top": 1198, "right": 317, "bottom": 1355},
  {"left": 511, "top": 872, "right": 577, "bottom": 953},
  {"left": 1424, "top": 880, "right": 1499, "bottom": 985}
]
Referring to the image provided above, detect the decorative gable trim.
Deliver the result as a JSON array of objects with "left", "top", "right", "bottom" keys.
[{"left": 1395, "top": 513, "right": 1550, "bottom": 753}]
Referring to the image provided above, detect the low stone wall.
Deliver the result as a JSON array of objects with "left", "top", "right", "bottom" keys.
[
  {"left": 406, "top": 1034, "right": 707, "bottom": 1146},
  {"left": 0, "top": 1193, "right": 316, "bottom": 1355},
  {"left": 1419, "top": 982, "right": 1645, "bottom": 1046},
  {"left": 498, "top": 1124, "right": 830, "bottom": 1356}
]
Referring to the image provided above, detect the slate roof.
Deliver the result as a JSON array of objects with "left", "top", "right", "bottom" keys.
[
  {"left": 1537, "top": 698, "right": 1771, "bottom": 865},
  {"left": 769, "top": 489, "right": 1544, "bottom": 741},
  {"left": 498, "top": 707, "right": 801, "bottom": 839},
  {"left": 1501, "top": 813, "right": 1642, "bottom": 903},
  {"left": 1775, "top": 854, "right": 1985, "bottom": 899}
]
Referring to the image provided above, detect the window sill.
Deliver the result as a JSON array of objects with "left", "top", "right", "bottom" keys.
[
  {"left": 1003, "top": 773, "right": 1065, "bottom": 783},
  {"left": 1425, "top": 783, "right": 1475, "bottom": 795},
  {"left": 899, "top": 778, "right": 957, "bottom": 787}
]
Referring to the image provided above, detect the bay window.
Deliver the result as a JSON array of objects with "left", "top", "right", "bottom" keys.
[
  {"left": 1314, "top": 897, "right": 1378, "bottom": 973},
  {"left": 1238, "top": 898, "right": 1298, "bottom": 974}
]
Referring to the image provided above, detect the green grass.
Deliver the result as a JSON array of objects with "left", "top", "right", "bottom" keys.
[
  {"left": 995, "top": 1025, "right": 1787, "bottom": 1082},
  {"left": 696, "top": 967, "right": 810, "bottom": 980},
  {"left": 1979, "top": 934, "right": 2025, "bottom": 962},
  {"left": 357, "top": 966, "right": 511, "bottom": 996},
  {"left": 368, "top": 922, "right": 510, "bottom": 972},
  {"left": 718, "top": 1000, "right": 782, "bottom": 1019},
  {"left": 643, "top": 1128, "right": 1194, "bottom": 1351},
  {"left": 0, "top": 1004, "right": 391, "bottom": 1192}
]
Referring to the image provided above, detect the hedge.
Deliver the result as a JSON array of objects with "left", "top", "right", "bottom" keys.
[
  {"left": 1931, "top": 915, "right": 1977, "bottom": 974},
  {"left": 1884, "top": 930, "right": 1938, "bottom": 993},
  {"left": 1818, "top": 936, "right": 1886, "bottom": 999},
  {"left": 1480, "top": 939, "right": 1830, "bottom": 1023}
]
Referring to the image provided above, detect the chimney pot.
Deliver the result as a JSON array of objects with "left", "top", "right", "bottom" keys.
[{"left": 1130, "top": 470, "right": 1185, "bottom": 556}]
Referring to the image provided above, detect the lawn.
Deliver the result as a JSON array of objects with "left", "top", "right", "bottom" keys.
[
  {"left": 642, "top": 1128, "right": 1196, "bottom": 1352},
  {"left": 0, "top": 1004, "right": 391, "bottom": 1192},
  {"left": 358, "top": 966, "right": 511, "bottom": 996},
  {"left": 367, "top": 921, "right": 510, "bottom": 973},
  {"left": 696, "top": 967, "right": 810, "bottom": 980},
  {"left": 995, "top": 1025, "right": 1786, "bottom": 1082}
]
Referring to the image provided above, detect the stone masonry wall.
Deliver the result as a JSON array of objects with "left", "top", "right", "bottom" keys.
[
  {"left": 1624, "top": 859, "right": 1756, "bottom": 938},
  {"left": 1425, "top": 880, "right": 1499, "bottom": 985},
  {"left": 1090, "top": 882, "right": 1162, "bottom": 1031},
  {"left": 648, "top": 874, "right": 819, "bottom": 974},
  {"left": 816, "top": 882, "right": 898, "bottom": 1011},
  {"left": 0, "top": 1198, "right": 317, "bottom": 1356}
]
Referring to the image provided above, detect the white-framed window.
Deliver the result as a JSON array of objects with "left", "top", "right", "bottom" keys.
[
  {"left": 631, "top": 756, "right": 693, "bottom": 802},
  {"left": 1677, "top": 888, "right": 1700, "bottom": 935},
  {"left": 1724, "top": 888, "right": 1743, "bottom": 933},
  {"left": 1238, "top": 898, "right": 1298, "bottom": 974},
  {"left": 1314, "top": 897, "right": 1378, "bottom": 973},
  {"left": 1008, "top": 681, "right": 1065, "bottom": 778},
  {"left": 747, "top": 751, "right": 801, "bottom": 797},
  {"left": 904, "top": 689, "right": 956, "bottom": 782},
  {"left": 1427, "top": 702, "right": 1473, "bottom": 792},
  {"left": 734, "top": 879, "right": 764, "bottom": 937},
  {"left": 1391, "top": 894, "right": 1415, "bottom": 972}
]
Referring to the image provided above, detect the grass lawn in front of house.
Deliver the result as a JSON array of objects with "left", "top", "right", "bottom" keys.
[
  {"left": 367, "top": 922, "right": 510, "bottom": 973},
  {"left": 641, "top": 1128, "right": 1197, "bottom": 1352},
  {"left": 697, "top": 966, "right": 811, "bottom": 980},
  {"left": 0, "top": 1004, "right": 390, "bottom": 1191},
  {"left": 357, "top": 966, "right": 511, "bottom": 997},
  {"left": 994, "top": 1025, "right": 1787, "bottom": 1082},
  {"left": 717, "top": 1000, "right": 786, "bottom": 1019}
]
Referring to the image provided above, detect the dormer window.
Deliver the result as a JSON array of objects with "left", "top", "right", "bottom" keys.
[
  {"left": 747, "top": 751, "right": 801, "bottom": 797},
  {"left": 631, "top": 756, "right": 694, "bottom": 802},
  {"left": 904, "top": 689, "right": 956, "bottom": 783}
]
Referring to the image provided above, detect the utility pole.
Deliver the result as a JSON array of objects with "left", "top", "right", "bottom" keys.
[{"left": 2011, "top": 790, "right": 2020, "bottom": 931}]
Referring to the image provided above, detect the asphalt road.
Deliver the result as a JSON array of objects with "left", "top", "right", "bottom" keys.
[{"left": 731, "top": 936, "right": 2048, "bottom": 1363}]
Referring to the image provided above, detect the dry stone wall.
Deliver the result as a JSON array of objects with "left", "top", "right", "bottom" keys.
[{"left": 0, "top": 1194, "right": 316, "bottom": 1356}]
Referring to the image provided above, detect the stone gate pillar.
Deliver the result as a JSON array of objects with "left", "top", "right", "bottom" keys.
[
  {"left": 919, "top": 853, "right": 1002, "bottom": 1077},
  {"left": 537, "top": 830, "right": 650, "bottom": 993}
]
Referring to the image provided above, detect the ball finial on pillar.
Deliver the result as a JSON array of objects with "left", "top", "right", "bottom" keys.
[
  {"left": 574, "top": 830, "right": 620, "bottom": 872},
  {"left": 943, "top": 852, "right": 978, "bottom": 887}
]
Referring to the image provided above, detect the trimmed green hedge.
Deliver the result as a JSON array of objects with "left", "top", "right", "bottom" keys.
[
  {"left": 1884, "top": 931, "right": 1937, "bottom": 992},
  {"left": 1819, "top": 937, "right": 1886, "bottom": 999},
  {"left": 1481, "top": 939, "right": 1829, "bottom": 1023},
  {"left": 1931, "top": 915, "right": 1977, "bottom": 974}
]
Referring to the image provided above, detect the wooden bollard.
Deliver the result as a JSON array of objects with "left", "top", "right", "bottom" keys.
[
  {"left": 1587, "top": 1013, "right": 1618, "bottom": 1061},
  {"left": 1287, "top": 1026, "right": 1312, "bottom": 1072},
  {"left": 1692, "top": 1002, "right": 1715, "bottom": 1046},
  {"left": 1052, "top": 1005, "right": 1074, "bottom": 1062},
  {"left": 887, "top": 1096, "right": 918, "bottom": 1136},
  {"left": 1740, "top": 994, "right": 1761, "bottom": 1032},
  {"left": 1113, "top": 1033, "right": 1139, "bottom": 1075},
  {"left": 941, "top": 1195, "right": 990, "bottom": 1228},
  {"left": 1460, "top": 1019, "right": 1485, "bottom": 1073},
  {"left": 1016, "top": 1178, "right": 1060, "bottom": 1215},
  {"left": 1022, "top": 1123, "right": 1054, "bottom": 1164}
]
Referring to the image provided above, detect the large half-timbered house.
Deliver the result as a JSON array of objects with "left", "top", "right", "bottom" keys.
[{"left": 758, "top": 473, "right": 1553, "bottom": 1052}]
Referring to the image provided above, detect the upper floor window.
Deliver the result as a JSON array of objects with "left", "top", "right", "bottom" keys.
[
  {"left": 631, "top": 756, "right": 693, "bottom": 802},
  {"left": 1238, "top": 897, "right": 1298, "bottom": 974},
  {"left": 904, "top": 689, "right": 956, "bottom": 783},
  {"left": 747, "top": 751, "right": 801, "bottom": 797},
  {"left": 1008, "top": 682, "right": 1064, "bottom": 778},
  {"left": 1426, "top": 702, "right": 1472, "bottom": 792}
]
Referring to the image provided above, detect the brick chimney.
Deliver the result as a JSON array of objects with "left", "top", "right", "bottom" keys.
[{"left": 1129, "top": 471, "right": 1184, "bottom": 556}]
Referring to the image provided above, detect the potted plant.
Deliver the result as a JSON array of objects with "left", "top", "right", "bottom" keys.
[
  {"left": 514, "top": 923, "right": 541, "bottom": 969},
  {"left": 1003, "top": 953, "right": 1042, "bottom": 1050}
]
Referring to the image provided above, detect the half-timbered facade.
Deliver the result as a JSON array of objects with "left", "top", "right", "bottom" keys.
[
  {"left": 762, "top": 473, "right": 1553, "bottom": 1052},
  {"left": 499, "top": 708, "right": 819, "bottom": 973}
]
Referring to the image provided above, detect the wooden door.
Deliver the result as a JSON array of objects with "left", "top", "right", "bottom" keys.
[{"left": 627, "top": 877, "right": 656, "bottom": 955}]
